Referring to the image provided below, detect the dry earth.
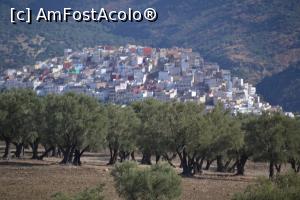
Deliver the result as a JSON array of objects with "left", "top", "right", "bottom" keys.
[{"left": 0, "top": 150, "right": 272, "bottom": 200}]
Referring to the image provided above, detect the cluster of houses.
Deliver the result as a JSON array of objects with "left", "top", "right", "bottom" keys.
[{"left": 0, "top": 44, "right": 284, "bottom": 115}]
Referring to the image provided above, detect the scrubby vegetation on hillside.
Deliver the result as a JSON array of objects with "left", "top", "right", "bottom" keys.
[
  {"left": 1, "top": 0, "right": 300, "bottom": 84},
  {"left": 257, "top": 63, "right": 300, "bottom": 112}
]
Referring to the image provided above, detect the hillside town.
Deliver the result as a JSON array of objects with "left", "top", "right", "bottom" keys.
[{"left": 0, "top": 45, "right": 285, "bottom": 115}]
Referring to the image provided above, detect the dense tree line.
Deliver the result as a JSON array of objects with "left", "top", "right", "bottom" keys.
[{"left": 0, "top": 89, "right": 300, "bottom": 178}]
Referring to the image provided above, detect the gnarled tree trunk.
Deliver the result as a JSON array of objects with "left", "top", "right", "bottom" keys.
[
  {"left": 193, "top": 157, "right": 205, "bottom": 174},
  {"left": 108, "top": 145, "right": 118, "bottom": 165},
  {"left": 216, "top": 155, "right": 225, "bottom": 172},
  {"left": 275, "top": 163, "right": 282, "bottom": 174},
  {"left": 51, "top": 147, "right": 58, "bottom": 157},
  {"left": 269, "top": 160, "right": 275, "bottom": 179},
  {"left": 38, "top": 147, "right": 54, "bottom": 160},
  {"left": 130, "top": 151, "right": 135, "bottom": 161},
  {"left": 155, "top": 153, "right": 161, "bottom": 164},
  {"left": 236, "top": 155, "right": 248, "bottom": 176},
  {"left": 177, "top": 149, "right": 193, "bottom": 176},
  {"left": 60, "top": 146, "right": 74, "bottom": 165},
  {"left": 72, "top": 146, "right": 89, "bottom": 166},
  {"left": 205, "top": 159, "right": 214, "bottom": 170},
  {"left": 162, "top": 153, "right": 176, "bottom": 168},
  {"left": 14, "top": 143, "right": 23, "bottom": 158},
  {"left": 3, "top": 139, "right": 11, "bottom": 160},
  {"left": 119, "top": 151, "right": 130, "bottom": 162},
  {"left": 141, "top": 151, "right": 152, "bottom": 165},
  {"left": 73, "top": 149, "right": 81, "bottom": 166},
  {"left": 30, "top": 140, "right": 39, "bottom": 159}
]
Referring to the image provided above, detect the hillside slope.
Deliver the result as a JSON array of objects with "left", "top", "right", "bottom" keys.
[
  {"left": 1, "top": 0, "right": 300, "bottom": 110},
  {"left": 257, "top": 63, "right": 300, "bottom": 112},
  {"left": 120, "top": 0, "right": 300, "bottom": 82},
  {"left": 1, "top": 0, "right": 300, "bottom": 81},
  {"left": 0, "top": 0, "right": 133, "bottom": 70}
]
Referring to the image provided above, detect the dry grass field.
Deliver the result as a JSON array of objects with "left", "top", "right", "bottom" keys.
[{"left": 0, "top": 151, "right": 272, "bottom": 200}]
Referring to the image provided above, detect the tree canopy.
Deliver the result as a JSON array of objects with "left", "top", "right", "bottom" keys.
[{"left": 1, "top": 89, "right": 300, "bottom": 179}]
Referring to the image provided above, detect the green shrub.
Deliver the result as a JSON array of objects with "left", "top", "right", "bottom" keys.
[
  {"left": 112, "top": 161, "right": 181, "bottom": 200},
  {"left": 52, "top": 184, "right": 105, "bottom": 200},
  {"left": 232, "top": 173, "right": 300, "bottom": 200}
]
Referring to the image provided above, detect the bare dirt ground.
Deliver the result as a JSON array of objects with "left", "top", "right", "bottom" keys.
[{"left": 0, "top": 149, "right": 271, "bottom": 200}]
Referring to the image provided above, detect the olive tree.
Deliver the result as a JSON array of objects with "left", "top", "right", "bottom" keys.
[
  {"left": 284, "top": 117, "right": 300, "bottom": 173},
  {"left": 131, "top": 99, "right": 169, "bottom": 165},
  {"left": 246, "top": 112, "right": 290, "bottom": 178},
  {"left": 164, "top": 101, "right": 210, "bottom": 176},
  {"left": 0, "top": 89, "right": 41, "bottom": 159},
  {"left": 106, "top": 104, "right": 140, "bottom": 165},
  {"left": 205, "top": 104, "right": 244, "bottom": 173},
  {"left": 44, "top": 93, "right": 107, "bottom": 165}
]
